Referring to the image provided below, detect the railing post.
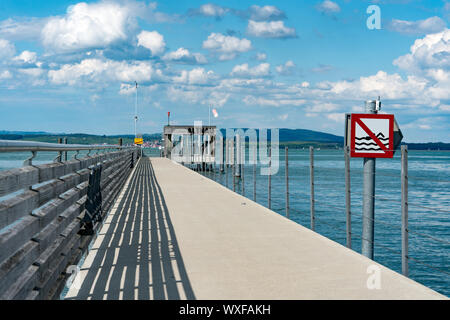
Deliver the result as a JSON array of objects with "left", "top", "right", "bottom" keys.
[
  {"left": 345, "top": 145, "right": 351, "bottom": 248},
  {"left": 220, "top": 136, "right": 224, "bottom": 173},
  {"left": 285, "top": 147, "right": 289, "bottom": 219},
  {"left": 401, "top": 145, "right": 409, "bottom": 277},
  {"left": 63, "top": 138, "right": 68, "bottom": 161},
  {"left": 235, "top": 134, "right": 241, "bottom": 178},
  {"left": 242, "top": 154, "right": 245, "bottom": 196},
  {"left": 225, "top": 139, "right": 229, "bottom": 188},
  {"left": 80, "top": 164, "right": 103, "bottom": 235},
  {"left": 232, "top": 139, "right": 236, "bottom": 192},
  {"left": 253, "top": 146, "right": 256, "bottom": 202},
  {"left": 268, "top": 147, "right": 271, "bottom": 210},
  {"left": 57, "top": 138, "right": 63, "bottom": 162},
  {"left": 310, "top": 146, "right": 315, "bottom": 231}
]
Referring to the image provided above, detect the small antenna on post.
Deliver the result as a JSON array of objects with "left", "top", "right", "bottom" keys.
[{"left": 375, "top": 96, "right": 381, "bottom": 113}]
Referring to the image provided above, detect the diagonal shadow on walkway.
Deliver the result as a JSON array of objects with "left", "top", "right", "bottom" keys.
[{"left": 66, "top": 157, "right": 195, "bottom": 300}]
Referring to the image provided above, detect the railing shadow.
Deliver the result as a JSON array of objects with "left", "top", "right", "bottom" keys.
[{"left": 66, "top": 157, "right": 195, "bottom": 300}]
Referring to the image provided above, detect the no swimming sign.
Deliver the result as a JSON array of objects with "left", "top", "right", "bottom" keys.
[{"left": 350, "top": 114, "right": 394, "bottom": 158}]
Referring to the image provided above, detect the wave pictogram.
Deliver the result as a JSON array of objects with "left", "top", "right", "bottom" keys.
[{"left": 355, "top": 132, "right": 388, "bottom": 150}]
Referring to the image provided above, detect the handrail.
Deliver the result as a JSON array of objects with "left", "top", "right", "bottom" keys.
[{"left": 0, "top": 139, "right": 136, "bottom": 153}]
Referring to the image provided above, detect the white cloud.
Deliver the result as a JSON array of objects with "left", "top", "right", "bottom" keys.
[
  {"left": 202, "top": 33, "right": 252, "bottom": 60},
  {"left": 0, "top": 17, "right": 47, "bottom": 41},
  {"left": 243, "top": 95, "right": 305, "bottom": 107},
  {"left": 0, "top": 39, "right": 15, "bottom": 60},
  {"left": 306, "top": 102, "right": 339, "bottom": 113},
  {"left": 173, "top": 68, "right": 216, "bottom": 85},
  {"left": 231, "top": 63, "right": 270, "bottom": 77},
  {"left": 198, "top": 4, "right": 228, "bottom": 18},
  {"left": 137, "top": 30, "right": 166, "bottom": 56},
  {"left": 162, "top": 47, "right": 207, "bottom": 64},
  {"left": 207, "top": 91, "right": 230, "bottom": 107},
  {"left": 167, "top": 86, "right": 204, "bottom": 104},
  {"left": 247, "top": 20, "right": 296, "bottom": 38},
  {"left": 393, "top": 29, "right": 450, "bottom": 73},
  {"left": 42, "top": 1, "right": 133, "bottom": 53},
  {"left": 119, "top": 83, "right": 136, "bottom": 95},
  {"left": 316, "top": 1, "right": 341, "bottom": 14},
  {"left": 48, "top": 58, "right": 155, "bottom": 85},
  {"left": 326, "top": 70, "right": 429, "bottom": 99},
  {"left": 276, "top": 60, "right": 296, "bottom": 75},
  {"left": 311, "top": 64, "right": 334, "bottom": 73},
  {"left": 256, "top": 52, "right": 267, "bottom": 61},
  {"left": 13, "top": 50, "right": 37, "bottom": 64},
  {"left": 0, "top": 70, "right": 12, "bottom": 79},
  {"left": 248, "top": 5, "right": 286, "bottom": 21},
  {"left": 327, "top": 113, "right": 344, "bottom": 122},
  {"left": 388, "top": 17, "right": 447, "bottom": 35},
  {"left": 18, "top": 68, "right": 45, "bottom": 78}
]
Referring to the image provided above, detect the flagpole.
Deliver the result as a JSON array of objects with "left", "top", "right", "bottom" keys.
[{"left": 134, "top": 81, "right": 138, "bottom": 139}]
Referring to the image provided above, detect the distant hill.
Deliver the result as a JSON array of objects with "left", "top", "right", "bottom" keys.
[
  {"left": 0, "top": 132, "right": 162, "bottom": 145},
  {"left": 0, "top": 130, "right": 448, "bottom": 150},
  {"left": 218, "top": 128, "right": 344, "bottom": 148}
]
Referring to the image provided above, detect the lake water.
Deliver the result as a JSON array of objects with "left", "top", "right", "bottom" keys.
[
  {"left": 197, "top": 148, "right": 450, "bottom": 297},
  {"left": 0, "top": 148, "right": 448, "bottom": 297}
]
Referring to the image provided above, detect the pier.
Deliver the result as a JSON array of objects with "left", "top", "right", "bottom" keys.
[
  {"left": 0, "top": 140, "right": 446, "bottom": 300},
  {"left": 65, "top": 157, "right": 444, "bottom": 300}
]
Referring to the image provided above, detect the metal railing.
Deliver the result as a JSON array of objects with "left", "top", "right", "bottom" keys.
[
  {"left": 0, "top": 139, "right": 136, "bottom": 166},
  {"left": 190, "top": 142, "right": 449, "bottom": 296},
  {"left": 0, "top": 138, "right": 141, "bottom": 299},
  {"left": 0, "top": 139, "right": 129, "bottom": 152}
]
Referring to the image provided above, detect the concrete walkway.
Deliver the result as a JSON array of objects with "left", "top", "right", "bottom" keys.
[{"left": 65, "top": 157, "right": 445, "bottom": 300}]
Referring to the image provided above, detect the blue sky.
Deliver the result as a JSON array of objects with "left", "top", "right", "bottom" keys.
[{"left": 0, "top": 0, "right": 449, "bottom": 142}]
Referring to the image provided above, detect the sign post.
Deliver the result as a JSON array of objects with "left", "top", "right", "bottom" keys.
[
  {"left": 345, "top": 99, "right": 403, "bottom": 260},
  {"left": 362, "top": 101, "right": 377, "bottom": 259}
]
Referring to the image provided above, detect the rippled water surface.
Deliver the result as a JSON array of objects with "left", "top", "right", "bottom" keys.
[
  {"left": 199, "top": 148, "right": 450, "bottom": 297},
  {"left": 0, "top": 148, "right": 448, "bottom": 297}
]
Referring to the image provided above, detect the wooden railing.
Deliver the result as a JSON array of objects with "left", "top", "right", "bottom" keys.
[{"left": 0, "top": 147, "right": 140, "bottom": 299}]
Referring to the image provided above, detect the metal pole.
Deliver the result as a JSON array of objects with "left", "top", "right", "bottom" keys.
[
  {"left": 345, "top": 145, "right": 352, "bottom": 248},
  {"left": 134, "top": 82, "right": 138, "bottom": 138},
  {"left": 63, "top": 138, "right": 68, "bottom": 162},
  {"left": 253, "top": 146, "right": 256, "bottom": 202},
  {"left": 268, "top": 147, "right": 271, "bottom": 210},
  {"left": 362, "top": 100, "right": 377, "bottom": 259},
  {"left": 57, "top": 138, "right": 62, "bottom": 162},
  {"left": 310, "top": 146, "right": 315, "bottom": 231},
  {"left": 220, "top": 136, "right": 224, "bottom": 172},
  {"left": 225, "top": 139, "right": 229, "bottom": 188},
  {"left": 285, "top": 147, "right": 289, "bottom": 219},
  {"left": 232, "top": 139, "right": 236, "bottom": 192},
  {"left": 401, "top": 145, "right": 409, "bottom": 277},
  {"left": 242, "top": 149, "right": 245, "bottom": 196},
  {"left": 235, "top": 135, "right": 241, "bottom": 178}
]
